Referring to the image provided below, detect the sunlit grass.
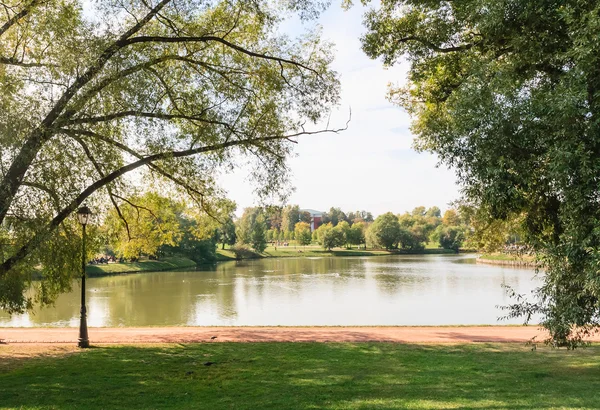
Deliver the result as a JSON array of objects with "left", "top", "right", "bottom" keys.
[
  {"left": 85, "top": 256, "right": 196, "bottom": 276},
  {"left": 216, "top": 245, "right": 455, "bottom": 261},
  {"left": 2, "top": 343, "right": 599, "bottom": 409}
]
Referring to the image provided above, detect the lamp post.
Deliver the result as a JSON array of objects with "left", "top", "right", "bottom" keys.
[{"left": 77, "top": 205, "right": 92, "bottom": 348}]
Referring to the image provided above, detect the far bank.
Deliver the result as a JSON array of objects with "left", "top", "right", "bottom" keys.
[{"left": 86, "top": 246, "right": 464, "bottom": 276}]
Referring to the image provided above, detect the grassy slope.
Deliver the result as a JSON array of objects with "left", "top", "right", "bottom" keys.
[
  {"left": 2, "top": 343, "right": 600, "bottom": 409},
  {"left": 85, "top": 257, "right": 197, "bottom": 276},
  {"left": 216, "top": 245, "right": 455, "bottom": 261}
]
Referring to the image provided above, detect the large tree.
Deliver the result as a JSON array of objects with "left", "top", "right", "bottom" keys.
[
  {"left": 368, "top": 212, "right": 400, "bottom": 250},
  {"left": 358, "top": 0, "right": 600, "bottom": 346},
  {"left": 0, "top": 0, "right": 341, "bottom": 313}
]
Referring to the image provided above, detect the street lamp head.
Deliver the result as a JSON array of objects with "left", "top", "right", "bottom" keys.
[{"left": 76, "top": 205, "right": 93, "bottom": 226}]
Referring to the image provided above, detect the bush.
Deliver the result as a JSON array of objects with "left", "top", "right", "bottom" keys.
[{"left": 230, "top": 245, "right": 260, "bottom": 259}]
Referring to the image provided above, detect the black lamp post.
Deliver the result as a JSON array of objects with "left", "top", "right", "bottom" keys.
[{"left": 76, "top": 205, "right": 92, "bottom": 348}]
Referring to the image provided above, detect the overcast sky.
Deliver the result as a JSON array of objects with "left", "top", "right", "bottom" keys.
[{"left": 220, "top": 3, "right": 460, "bottom": 217}]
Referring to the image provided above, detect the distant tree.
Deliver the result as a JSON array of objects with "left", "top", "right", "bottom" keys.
[
  {"left": 315, "top": 223, "right": 344, "bottom": 250},
  {"left": 299, "top": 211, "right": 312, "bottom": 224},
  {"left": 368, "top": 212, "right": 401, "bottom": 250},
  {"left": 294, "top": 222, "right": 312, "bottom": 246},
  {"left": 327, "top": 207, "right": 347, "bottom": 226},
  {"left": 347, "top": 222, "right": 366, "bottom": 248},
  {"left": 251, "top": 214, "right": 267, "bottom": 253},
  {"left": 323, "top": 226, "right": 346, "bottom": 250},
  {"left": 411, "top": 206, "right": 426, "bottom": 217},
  {"left": 363, "top": 211, "right": 374, "bottom": 223},
  {"left": 281, "top": 205, "right": 300, "bottom": 233},
  {"left": 265, "top": 206, "right": 283, "bottom": 231},
  {"left": 425, "top": 207, "right": 441, "bottom": 218},
  {"left": 236, "top": 207, "right": 261, "bottom": 245},
  {"left": 217, "top": 218, "right": 237, "bottom": 250},
  {"left": 438, "top": 226, "right": 465, "bottom": 253},
  {"left": 337, "top": 220, "right": 351, "bottom": 248},
  {"left": 442, "top": 210, "right": 460, "bottom": 227},
  {"left": 347, "top": 211, "right": 357, "bottom": 224}
]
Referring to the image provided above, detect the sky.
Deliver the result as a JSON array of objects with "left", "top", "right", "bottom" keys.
[{"left": 220, "top": 2, "right": 460, "bottom": 217}]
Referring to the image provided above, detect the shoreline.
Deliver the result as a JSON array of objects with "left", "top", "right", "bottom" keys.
[
  {"left": 2, "top": 325, "right": 583, "bottom": 344},
  {"left": 86, "top": 248, "right": 468, "bottom": 277}
]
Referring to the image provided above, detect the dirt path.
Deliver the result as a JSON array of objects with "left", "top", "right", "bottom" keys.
[{"left": 4, "top": 326, "right": 598, "bottom": 344}]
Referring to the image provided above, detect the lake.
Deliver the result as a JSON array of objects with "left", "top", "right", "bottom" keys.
[{"left": 0, "top": 254, "right": 541, "bottom": 327}]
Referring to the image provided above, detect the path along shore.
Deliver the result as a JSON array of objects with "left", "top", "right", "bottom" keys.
[{"left": 3, "top": 326, "right": 599, "bottom": 344}]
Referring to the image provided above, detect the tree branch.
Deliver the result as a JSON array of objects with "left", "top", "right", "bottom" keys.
[
  {"left": 0, "top": 0, "right": 173, "bottom": 226},
  {"left": 0, "top": 0, "right": 39, "bottom": 37},
  {"left": 121, "top": 35, "right": 318, "bottom": 75},
  {"left": 0, "top": 55, "right": 47, "bottom": 67},
  {"left": 68, "top": 132, "right": 132, "bottom": 240},
  {"left": 0, "top": 125, "right": 348, "bottom": 276}
]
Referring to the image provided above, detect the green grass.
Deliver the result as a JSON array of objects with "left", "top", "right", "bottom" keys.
[
  {"left": 85, "top": 256, "right": 197, "bottom": 276},
  {"left": 1, "top": 343, "right": 599, "bottom": 409},
  {"left": 216, "top": 245, "right": 455, "bottom": 261}
]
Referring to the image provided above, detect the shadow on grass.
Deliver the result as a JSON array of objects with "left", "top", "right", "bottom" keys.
[{"left": 2, "top": 343, "right": 600, "bottom": 409}]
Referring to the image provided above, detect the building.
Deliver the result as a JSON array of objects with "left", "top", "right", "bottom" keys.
[{"left": 300, "top": 209, "right": 324, "bottom": 232}]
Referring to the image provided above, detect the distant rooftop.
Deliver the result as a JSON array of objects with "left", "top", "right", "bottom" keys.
[{"left": 300, "top": 209, "right": 324, "bottom": 216}]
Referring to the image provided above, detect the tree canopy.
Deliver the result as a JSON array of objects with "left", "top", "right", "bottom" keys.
[
  {"left": 359, "top": 0, "right": 600, "bottom": 345},
  {"left": 0, "top": 0, "right": 341, "bottom": 313}
]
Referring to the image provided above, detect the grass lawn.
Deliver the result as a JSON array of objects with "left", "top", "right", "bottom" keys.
[
  {"left": 2, "top": 343, "right": 600, "bottom": 409},
  {"left": 85, "top": 256, "right": 196, "bottom": 276},
  {"left": 216, "top": 245, "right": 455, "bottom": 261}
]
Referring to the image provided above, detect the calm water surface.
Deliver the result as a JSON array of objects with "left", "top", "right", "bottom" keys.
[{"left": 0, "top": 255, "right": 541, "bottom": 327}]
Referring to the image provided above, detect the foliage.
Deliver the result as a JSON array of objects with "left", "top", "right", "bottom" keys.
[
  {"left": 251, "top": 214, "right": 268, "bottom": 253},
  {"left": 437, "top": 226, "right": 465, "bottom": 253},
  {"left": 281, "top": 205, "right": 300, "bottom": 233},
  {"left": 347, "top": 221, "right": 366, "bottom": 247},
  {"left": 236, "top": 207, "right": 268, "bottom": 252},
  {"left": 294, "top": 222, "right": 312, "bottom": 246},
  {"left": 359, "top": 0, "right": 600, "bottom": 346},
  {"left": 0, "top": 0, "right": 340, "bottom": 313},
  {"left": 336, "top": 220, "right": 351, "bottom": 247},
  {"left": 314, "top": 222, "right": 345, "bottom": 250},
  {"left": 299, "top": 211, "right": 312, "bottom": 224},
  {"left": 104, "top": 193, "right": 225, "bottom": 263},
  {"left": 322, "top": 207, "right": 347, "bottom": 226},
  {"left": 368, "top": 212, "right": 400, "bottom": 250},
  {"left": 216, "top": 218, "right": 237, "bottom": 250},
  {"left": 229, "top": 245, "right": 260, "bottom": 260},
  {"left": 105, "top": 193, "right": 184, "bottom": 259},
  {"left": 347, "top": 210, "right": 374, "bottom": 223}
]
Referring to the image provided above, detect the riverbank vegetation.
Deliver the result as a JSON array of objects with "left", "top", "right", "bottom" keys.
[
  {"left": 76, "top": 198, "right": 510, "bottom": 271},
  {"left": 2, "top": 343, "right": 600, "bottom": 409}
]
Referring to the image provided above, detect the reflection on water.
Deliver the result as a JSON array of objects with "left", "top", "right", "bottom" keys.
[{"left": 0, "top": 255, "right": 542, "bottom": 327}]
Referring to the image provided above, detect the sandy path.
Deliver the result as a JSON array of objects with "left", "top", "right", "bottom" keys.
[{"left": 3, "top": 326, "right": 598, "bottom": 344}]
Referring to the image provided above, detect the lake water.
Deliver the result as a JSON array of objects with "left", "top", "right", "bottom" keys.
[{"left": 0, "top": 255, "right": 542, "bottom": 327}]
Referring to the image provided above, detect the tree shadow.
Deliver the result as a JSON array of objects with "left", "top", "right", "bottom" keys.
[{"left": 1, "top": 343, "right": 599, "bottom": 409}]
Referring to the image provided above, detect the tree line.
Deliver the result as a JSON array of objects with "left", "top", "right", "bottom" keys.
[{"left": 232, "top": 204, "right": 522, "bottom": 253}]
